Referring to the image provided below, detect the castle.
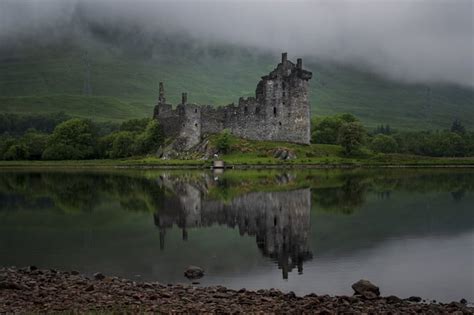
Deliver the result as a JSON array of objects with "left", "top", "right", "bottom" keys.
[{"left": 153, "top": 53, "right": 312, "bottom": 150}]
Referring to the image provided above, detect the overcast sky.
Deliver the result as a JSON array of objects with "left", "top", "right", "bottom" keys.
[{"left": 1, "top": 0, "right": 473, "bottom": 87}]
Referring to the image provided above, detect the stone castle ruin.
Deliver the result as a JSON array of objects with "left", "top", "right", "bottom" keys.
[{"left": 153, "top": 53, "right": 312, "bottom": 150}]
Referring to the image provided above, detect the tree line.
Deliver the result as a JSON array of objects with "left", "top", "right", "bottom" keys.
[
  {"left": 311, "top": 114, "right": 474, "bottom": 157},
  {"left": 311, "top": 115, "right": 474, "bottom": 157},
  {"left": 0, "top": 114, "right": 164, "bottom": 160},
  {"left": 0, "top": 112, "right": 473, "bottom": 160}
]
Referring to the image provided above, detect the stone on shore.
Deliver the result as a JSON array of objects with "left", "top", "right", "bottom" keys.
[
  {"left": 93, "top": 272, "right": 105, "bottom": 280},
  {"left": 352, "top": 279, "right": 380, "bottom": 299},
  {"left": 184, "top": 266, "right": 204, "bottom": 279}
]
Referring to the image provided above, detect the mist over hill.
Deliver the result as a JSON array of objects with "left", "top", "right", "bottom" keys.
[{"left": 0, "top": 0, "right": 473, "bottom": 129}]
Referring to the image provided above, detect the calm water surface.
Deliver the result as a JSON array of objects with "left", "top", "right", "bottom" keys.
[{"left": 0, "top": 168, "right": 473, "bottom": 302}]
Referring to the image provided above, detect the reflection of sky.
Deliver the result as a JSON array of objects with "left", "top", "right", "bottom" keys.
[{"left": 199, "top": 230, "right": 474, "bottom": 302}]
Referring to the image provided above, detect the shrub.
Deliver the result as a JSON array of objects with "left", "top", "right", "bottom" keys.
[
  {"left": 338, "top": 122, "right": 366, "bottom": 155},
  {"left": 370, "top": 134, "right": 398, "bottom": 153},
  {"left": 216, "top": 129, "right": 232, "bottom": 154},
  {"left": 43, "top": 119, "right": 97, "bottom": 160},
  {"left": 4, "top": 144, "right": 28, "bottom": 160}
]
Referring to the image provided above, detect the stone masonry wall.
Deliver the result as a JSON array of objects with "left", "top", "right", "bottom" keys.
[{"left": 153, "top": 53, "right": 312, "bottom": 150}]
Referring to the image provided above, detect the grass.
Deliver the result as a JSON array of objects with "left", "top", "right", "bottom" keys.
[
  {"left": 1, "top": 138, "right": 473, "bottom": 169},
  {"left": 0, "top": 39, "right": 473, "bottom": 130}
]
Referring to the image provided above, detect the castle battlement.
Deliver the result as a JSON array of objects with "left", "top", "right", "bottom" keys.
[{"left": 153, "top": 53, "right": 312, "bottom": 150}]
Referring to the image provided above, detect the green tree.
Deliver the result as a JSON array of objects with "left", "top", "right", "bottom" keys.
[
  {"left": 21, "top": 131, "right": 49, "bottom": 160},
  {"left": 338, "top": 122, "right": 366, "bottom": 155},
  {"left": 110, "top": 131, "right": 136, "bottom": 158},
  {"left": 311, "top": 113, "right": 358, "bottom": 144},
  {"left": 0, "top": 135, "right": 16, "bottom": 160},
  {"left": 370, "top": 134, "right": 398, "bottom": 153},
  {"left": 42, "top": 119, "right": 97, "bottom": 160},
  {"left": 120, "top": 118, "right": 150, "bottom": 133},
  {"left": 4, "top": 144, "right": 28, "bottom": 160},
  {"left": 134, "top": 120, "right": 164, "bottom": 155}
]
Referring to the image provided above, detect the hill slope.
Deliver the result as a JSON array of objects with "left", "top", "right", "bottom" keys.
[{"left": 0, "top": 37, "right": 472, "bottom": 130}]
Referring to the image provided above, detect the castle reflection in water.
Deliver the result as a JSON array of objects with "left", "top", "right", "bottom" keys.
[{"left": 153, "top": 173, "right": 312, "bottom": 279}]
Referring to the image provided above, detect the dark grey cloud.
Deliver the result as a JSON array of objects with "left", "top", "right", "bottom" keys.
[{"left": 1, "top": 0, "right": 473, "bottom": 87}]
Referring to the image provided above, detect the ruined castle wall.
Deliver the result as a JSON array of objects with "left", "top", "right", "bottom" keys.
[
  {"left": 154, "top": 54, "right": 312, "bottom": 146},
  {"left": 153, "top": 104, "right": 183, "bottom": 138},
  {"left": 201, "top": 105, "right": 225, "bottom": 135}
]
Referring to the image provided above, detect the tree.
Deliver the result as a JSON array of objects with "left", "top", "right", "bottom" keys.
[
  {"left": 0, "top": 135, "right": 16, "bottom": 160},
  {"left": 216, "top": 129, "right": 232, "bottom": 154},
  {"left": 338, "top": 122, "right": 366, "bottom": 155},
  {"left": 110, "top": 131, "right": 136, "bottom": 158},
  {"left": 120, "top": 118, "right": 150, "bottom": 133},
  {"left": 311, "top": 113, "right": 359, "bottom": 144},
  {"left": 21, "top": 131, "right": 49, "bottom": 160},
  {"left": 42, "top": 119, "right": 97, "bottom": 160},
  {"left": 4, "top": 144, "right": 28, "bottom": 160},
  {"left": 370, "top": 134, "right": 398, "bottom": 153},
  {"left": 450, "top": 119, "right": 466, "bottom": 135},
  {"left": 134, "top": 120, "right": 164, "bottom": 155}
]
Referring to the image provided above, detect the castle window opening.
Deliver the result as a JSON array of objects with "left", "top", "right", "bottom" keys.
[
  {"left": 194, "top": 108, "right": 197, "bottom": 113},
  {"left": 244, "top": 106, "right": 248, "bottom": 114},
  {"left": 282, "top": 82, "right": 286, "bottom": 89},
  {"left": 273, "top": 107, "right": 277, "bottom": 116},
  {"left": 279, "top": 121, "right": 282, "bottom": 126},
  {"left": 255, "top": 107, "right": 260, "bottom": 114},
  {"left": 283, "top": 91, "right": 286, "bottom": 97},
  {"left": 195, "top": 123, "right": 198, "bottom": 127},
  {"left": 182, "top": 123, "right": 185, "bottom": 127}
]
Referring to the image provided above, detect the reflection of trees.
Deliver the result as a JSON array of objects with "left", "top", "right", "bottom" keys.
[
  {"left": 154, "top": 175, "right": 312, "bottom": 279},
  {"left": 311, "top": 170, "right": 474, "bottom": 213},
  {"left": 0, "top": 172, "right": 166, "bottom": 213},
  {"left": 312, "top": 176, "right": 369, "bottom": 214}
]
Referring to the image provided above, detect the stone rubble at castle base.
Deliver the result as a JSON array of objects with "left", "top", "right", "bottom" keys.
[
  {"left": 1, "top": 266, "right": 472, "bottom": 314},
  {"left": 154, "top": 53, "right": 312, "bottom": 152}
]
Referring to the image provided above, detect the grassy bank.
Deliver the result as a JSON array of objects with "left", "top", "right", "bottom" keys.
[
  {"left": 1, "top": 134, "right": 473, "bottom": 169},
  {"left": 1, "top": 153, "right": 473, "bottom": 169}
]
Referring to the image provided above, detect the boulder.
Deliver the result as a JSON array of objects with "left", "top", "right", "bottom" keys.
[
  {"left": 351, "top": 280, "right": 380, "bottom": 298},
  {"left": 184, "top": 266, "right": 204, "bottom": 279},
  {"left": 407, "top": 296, "right": 422, "bottom": 303},
  {"left": 94, "top": 272, "right": 105, "bottom": 280}
]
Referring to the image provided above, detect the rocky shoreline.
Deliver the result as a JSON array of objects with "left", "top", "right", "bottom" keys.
[{"left": 1, "top": 266, "right": 472, "bottom": 314}]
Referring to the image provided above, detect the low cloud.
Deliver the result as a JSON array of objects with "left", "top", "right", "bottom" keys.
[{"left": 1, "top": 0, "right": 473, "bottom": 87}]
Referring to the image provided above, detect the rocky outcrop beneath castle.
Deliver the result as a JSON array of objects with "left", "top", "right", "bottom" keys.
[
  {"left": 153, "top": 53, "right": 312, "bottom": 151},
  {"left": 1, "top": 267, "right": 471, "bottom": 314}
]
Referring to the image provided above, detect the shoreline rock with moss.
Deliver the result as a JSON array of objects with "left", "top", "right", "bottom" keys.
[{"left": 0, "top": 267, "right": 472, "bottom": 314}]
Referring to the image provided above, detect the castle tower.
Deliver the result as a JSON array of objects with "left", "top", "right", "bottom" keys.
[
  {"left": 182, "top": 92, "right": 187, "bottom": 105},
  {"left": 158, "top": 82, "right": 166, "bottom": 104}
]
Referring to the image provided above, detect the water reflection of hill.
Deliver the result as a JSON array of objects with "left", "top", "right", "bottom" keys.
[{"left": 154, "top": 174, "right": 312, "bottom": 279}]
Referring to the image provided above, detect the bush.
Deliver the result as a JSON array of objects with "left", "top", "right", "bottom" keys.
[
  {"left": 311, "top": 113, "right": 358, "bottom": 144},
  {"left": 216, "top": 129, "right": 232, "bottom": 153},
  {"left": 370, "top": 134, "right": 398, "bottom": 153},
  {"left": 42, "top": 143, "right": 85, "bottom": 160},
  {"left": 134, "top": 120, "right": 164, "bottom": 155},
  {"left": 21, "top": 131, "right": 49, "bottom": 160},
  {"left": 338, "top": 122, "right": 366, "bottom": 155},
  {"left": 4, "top": 144, "right": 28, "bottom": 160},
  {"left": 110, "top": 131, "right": 136, "bottom": 158},
  {"left": 43, "top": 119, "right": 97, "bottom": 160}
]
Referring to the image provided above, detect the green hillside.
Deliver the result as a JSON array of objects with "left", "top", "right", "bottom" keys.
[{"left": 1, "top": 37, "right": 472, "bottom": 130}]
